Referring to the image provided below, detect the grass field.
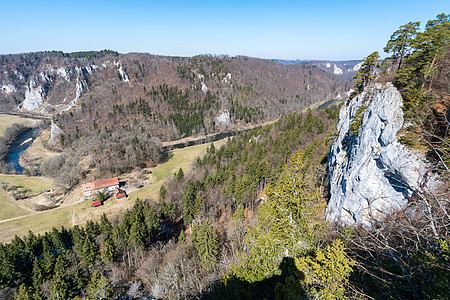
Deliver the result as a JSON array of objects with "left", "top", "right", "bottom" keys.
[
  {"left": 0, "top": 204, "right": 74, "bottom": 243},
  {"left": 0, "top": 174, "right": 53, "bottom": 194},
  {"left": 0, "top": 139, "right": 228, "bottom": 243},
  {"left": 129, "top": 139, "right": 227, "bottom": 201},
  {"left": 0, "top": 114, "right": 41, "bottom": 136},
  {"left": 0, "top": 189, "right": 30, "bottom": 221}
]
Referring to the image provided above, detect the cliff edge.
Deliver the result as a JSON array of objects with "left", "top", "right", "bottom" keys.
[{"left": 326, "top": 83, "right": 435, "bottom": 225}]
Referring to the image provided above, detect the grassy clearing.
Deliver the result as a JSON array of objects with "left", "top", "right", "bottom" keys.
[
  {"left": 0, "top": 205, "right": 74, "bottom": 243},
  {"left": 0, "top": 174, "right": 53, "bottom": 194},
  {"left": 0, "top": 189, "right": 30, "bottom": 221},
  {"left": 0, "top": 114, "right": 40, "bottom": 136},
  {"left": 129, "top": 139, "right": 227, "bottom": 201}
]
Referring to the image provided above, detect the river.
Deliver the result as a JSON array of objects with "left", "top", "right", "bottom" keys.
[{"left": 5, "top": 127, "right": 40, "bottom": 173}]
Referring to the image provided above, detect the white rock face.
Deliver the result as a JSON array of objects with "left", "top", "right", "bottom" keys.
[
  {"left": 14, "top": 70, "right": 25, "bottom": 81},
  {"left": 346, "top": 89, "right": 355, "bottom": 97},
  {"left": 201, "top": 82, "right": 208, "bottom": 93},
  {"left": 333, "top": 65, "right": 343, "bottom": 75},
  {"left": 62, "top": 77, "right": 87, "bottom": 112},
  {"left": 118, "top": 64, "right": 130, "bottom": 82},
  {"left": 326, "top": 83, "right": 430, "bottom": 226},
  {"left": 353, "top": 62, "right": 363, "bottom": 71},
  {"left": 50, "top": 120, "right": 63, "bottom": 145},
  {"left": 324, "top": 63, "right": 331, "bottom": 68},
  {"left": 1, "top": 84, "right": 16, "bottom": 94},
  {"left": 23, "top": 79, "right": 46, "bottom": 111},
  {"left": 75, "top": 79, "right": 84, "bottom": 99},
  {"left": 57, "top": 68, "right": 70, "bottom": 81},
  {"left": 215, "top": 109, "right": 232, "bottom": 127},
  {"left": 222, "top": 73, "right": 232, "bottom": 83}
]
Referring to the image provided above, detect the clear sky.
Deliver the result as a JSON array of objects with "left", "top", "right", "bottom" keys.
[{"left": 1, "top": 0, "right": 448, "bottom": 60}]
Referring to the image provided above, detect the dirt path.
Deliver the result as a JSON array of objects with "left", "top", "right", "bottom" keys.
[{"left": 0, "top": 198, "right": 85, "bottom": 224}]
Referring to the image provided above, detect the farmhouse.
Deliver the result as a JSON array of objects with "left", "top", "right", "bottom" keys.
[{"left": 82, "top": 177, "right": 119, "bottom": 197}]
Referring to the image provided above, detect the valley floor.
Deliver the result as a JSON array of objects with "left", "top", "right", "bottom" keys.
[{"left": 0, "top": 139, "right": 227, "bottom": 243}]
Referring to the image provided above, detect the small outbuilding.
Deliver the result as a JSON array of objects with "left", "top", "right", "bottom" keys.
[
  {"left": 92, "top": 201, "right": 102, "bottom": 207},
  {"left": 114, "top": 188, "right": 127, "bottom": 200}
]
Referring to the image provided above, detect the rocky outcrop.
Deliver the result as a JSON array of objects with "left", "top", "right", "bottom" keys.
[
  {"left": 23, "top": 79, "right": 47, "bottom": 111},
  {"left": 1, "top": 84, "right": 16, "bottom": 94},
  {"left": 115, "top": 61, "right": 130, "bottom": 83},
  {"left": 50, "top": 120, "right": 63, "bottom": 145},
  {"left": 215, "top": 109, "right": 232, "bottom": 127},
  {"left": 326, "top": 83, "right": 433, "bottom": 226}
]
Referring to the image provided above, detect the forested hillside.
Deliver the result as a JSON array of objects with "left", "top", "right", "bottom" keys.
[
  {"left": 0, "top": 52, "right": 349, "bottom": 142},
  {"left": 0, "top": 106, "right": 342, "bottom": 299},
  {"left": 0, "top": 13, "right": 448, "bottom": 300},
  {"left": 0, "top": 51, "right": 350, "bottom": 184}
]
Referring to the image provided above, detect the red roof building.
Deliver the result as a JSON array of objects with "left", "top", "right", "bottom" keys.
[
  {"left": 92, "top": 201, "right": 102, "bottom": 207},
  {"left": 82, "top": 177, "right": 119, "bottom": 197},
  {"left": 114, "top": 188, "right": 127, "bottom": 200}
]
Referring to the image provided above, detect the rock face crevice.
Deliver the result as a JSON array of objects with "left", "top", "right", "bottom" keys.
[{"left": 326, "top": 83, "right": 431, "bottom": 226}]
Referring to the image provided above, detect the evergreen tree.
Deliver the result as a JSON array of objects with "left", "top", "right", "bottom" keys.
[
  {"left": 351, "top": 51, "right": 380, "bottom": 97},
  {"left": 96, "top": 191, "right": 105, "bottom": 203},
  {"left": 14, "top": 284, "right": 32, "bottom": 300},
  {"left": 102, "top": 233, "right": 115, "bottom": 263},
  {"left": 161, "top": 200, "right": 176, "bottom": 220},
  {"left": 143, "top": 205, "right": 160, "bottom": 239},
  {"left": 50, "top": 256, "right": 70, "bottom": 300},
  {"left": 159, "top": 185, "right": 167, "bottom": 201},
  {"left": 72, "top": 264, "right": 88, "bottom": 295},
  {"left": 87, "top": 271, "right": 113, "bottom": 300},
  {"left": 384, "top": 21, "right": 420, "bottom": 69},
  {"left": 129, "top": 220, "right": 146, "bottom": 250},
  {"left": 193, "top": 220, "right": 219, "bottom": 270},
  {"left": 82, "top": 236, "right": 99, "bottom": 267},
  {"left": 175, "top": 167, "right": 185, "bottom": 182},
  {"left": 182, "top": 181, "right": 204, "bottom": 226},
  {"left": 231, "top": 149, "right": 320, "bottom": 282},
  {"left": 99, "top": 213, "right": 112, "bottom": 236},
  {"left": 32, "top": 259, "right": 45, "bottom": 290},
  {"left": 294, "top": 240, "right": 354, "bottom": 299}
]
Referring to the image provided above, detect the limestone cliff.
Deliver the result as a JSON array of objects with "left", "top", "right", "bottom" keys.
[{"left": 326, "top": 83, "right": 435, "bottom": 226}]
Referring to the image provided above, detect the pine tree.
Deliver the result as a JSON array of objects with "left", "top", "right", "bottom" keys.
[
  {"left": 14, "top": 284, "right": 32, "bottom": 300},
  {"left": 175, "top": 167, "right": 185, "bottom": 182},
  {"left": 231, "top": 149, "right": 320, "bottom": 282},
  {"left": 102, "top": 233, "right": 115, "bottom": 263},
  {"left": 99, "top": 213, "right": 112, "bottom": 236},
  {"left": 384, "top": 22, "right": 420, "bottom": 69},
  {"left": 351, "top": 51, "right": 380, "bottom": 97},
  {"left": 193, "top": 220, "right": 219, "bottom": 270},
  {"left": 82, "top": 236, "right": 99, "bottom": 267},
  {"left": 96, "top": 191, "right": 105, "bottom": 203},
  {"left": 50, "top": 256, "right": 70, "bottom": 300},
  {"left": 87, "top": 271, "right": 113, "bottom": 300}
]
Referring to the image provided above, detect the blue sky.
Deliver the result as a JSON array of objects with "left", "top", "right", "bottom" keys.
[{"left": 1, "top": 0, "right": 448, "bottom": 60}]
